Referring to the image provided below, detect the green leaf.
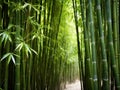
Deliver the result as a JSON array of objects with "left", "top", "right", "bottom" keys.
[
  {"left": 0, "top": 31, "right": 13, "bottom": 46},
  {"left": 30, "top": 48, "right": 38, "bottom": 55},
  {"left": 15, "top": 42, "right": 24, "bottom": 52},
  {"left": 22, "top": 3, "right": 29, "bottom": 9},
  {"left": 8, "top": 55, "right": 12, "bottom": 64},
  {"left": 7, "top": 24, "right": 15, "bottom": 30},
  {"left": 1, "top": 53, "right": 19, "bottom": 64},
  {"left": 24, "top": 43, "right": 31, "bottom": 57},
  {"left": 11, "top": 55, "right": 15, "bottom": 64},
  {"left": 1, "top": 53, "right": 11, "bottom": 61},
  {"left": 15, "top": 39, "right": 38, "bottom": 57}
]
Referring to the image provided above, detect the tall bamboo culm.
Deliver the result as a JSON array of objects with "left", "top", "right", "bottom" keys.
[
  {"left": 105, "top": 0, "right": 120, "bottom": 89},
  {"left": 95, "top": 0, "right": 109, "bottom": 89}
]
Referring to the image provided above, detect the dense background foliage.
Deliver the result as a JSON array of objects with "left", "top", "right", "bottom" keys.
[{"left": 0, "top": 0, "right": 120, "bottom": 90}]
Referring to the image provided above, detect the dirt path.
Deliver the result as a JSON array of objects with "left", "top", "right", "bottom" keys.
[{"left": 64, "top": 80, "right": 81, "bottom": 90}]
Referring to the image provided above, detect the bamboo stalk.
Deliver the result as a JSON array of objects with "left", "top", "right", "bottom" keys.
[
  {"left": 118, "top": 0, "right": 120, "bottom": 79},
  {"left": 0, "top": 0, "right": 2, "bottom": 26},
  {"left": 72, "top": 0, "right": 82, "bottom": 88},
  {"left": 95, "top": 0, "right": 109, "bottom": 89},
  {"left": 112, "top": 1, "right": 119, "bottom": 89},
  {"left": 15, "top": 0, "right": 21, "bottom": 89},
  {"left": 0, "top": 0, "right": 2, "bottom": 87},
  {"left": 112, "top": 0, "right": 119, "bottom": 71},
  {"left": 79, "top": 0, "right": 92, "bottom": 89},
  {"left": 88, "top": 0, "right": 98, "bottom": 89},
  {"left": 105, "top": 0, "right": 120, "bottom": 89},
  {"left": 4, "top": 61, "right": 9, "bottom": 90}
]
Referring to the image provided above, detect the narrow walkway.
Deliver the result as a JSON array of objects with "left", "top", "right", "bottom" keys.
[{"left": 64, "top": 80, "right": 81, "bottom": 90}]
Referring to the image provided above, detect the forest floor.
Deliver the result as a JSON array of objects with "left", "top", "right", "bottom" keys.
[{"left": 64, "top": 80, "right": 81, "bottom": 90}]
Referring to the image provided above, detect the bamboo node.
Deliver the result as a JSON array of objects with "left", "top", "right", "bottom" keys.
[
  {"left": 115, "top": 55, "right": 118, "bottom": 58},
  {"left": 92, "top": 61, "right": 96, "bottom": 64},
  {"left": 15, "top": 63, "right": 20, "bottom": 66},
  {"left": 109, "top": 42, "right": 113, "bottom": 45},
  {"left": 114, "top": 38, "right": 118, "bottom": 41},
  {"left": 117, "top": 86, "right": 120, "bottom": 88},
  {"left": 84, "top": 38, "right": 88, "bottom": 41},
  {"left": 96, "top": 5, "right": 101, "bottom": 10},
  {"left": 93, "top": 78, "right": 98, "bottom": 82},
  {"left": 89, "top": 21, "right": 94, "bottom": 24},
  {"left": 91, "top": 41, "right": 95, "bottom": 45},
  {"left": 102, "top": 59, "right": 107, "bottom": 62},
  {"left": 99, "top": 36, "right": 104, "bottom": 40},
  {"left": 83, "top": 19, "right": 86, "bottom": 23},
  {"left": 16, "top": 83, "right": 20, "bottom": 85},
  {"left": 112, "top": 65, "right": 116, "bottom": 68},
  {"left": 103, "top": 78, "right": 108, "bottom": 81},
  {"left": 107, "top": 19, "right": 112, "bottom": 23},
  {"left": 87, "top": 58, "right": 90, "bottom": 61},
  {"left": 89, "top": 78, "right": 92, "bottom": 80}
]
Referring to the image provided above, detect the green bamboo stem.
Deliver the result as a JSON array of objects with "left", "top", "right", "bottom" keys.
[
  {"left": 36, "top": 0, "right": 42, "bottom": 89},
  {"left": 88, "top": 0, "right": 98, "bottom": 89},
  {"left": 22, "top": 50, "right": 26, "bottom": 90},
  {"left": 4, "top": 42, "right": 10, "bottom": 90},
  {"left": 118, "top": 0, "right": 120, "bottom": 79},
  {"left": 21, "top": 4, "right": 26, "bottom": 90},
  {"left": 15, "top": 29, "right": 21, "bottom": 90},
  {"left": 112, "top": 0, "right": 120, "bottom": 89},
  {"left": 0, "top": 0, "right": 2, "bottom": 86},
  {"left": 15, "top": 0, "right": 21, "bottom": 89},
  {"left": 2, "top": 0, "right": 9, "bottom": 90},
  {"left": 4, "top": 61, "right": 9, "bottom": 90},
  {"left": 43, "top": 0, "right": 48, "bottom": 88},
  {"left": 95, "top": 0, "right": 109, "bottom": 89},
  {"left": 0, "top": 59, "right": 1, "bottom": 87},
  {"left": 105, "top": 0, "right": 120, "bottom": 89},
  {"left": 79, "top": 0, "right": 92, "bottom": 89},
  {"left": 0, "top": 0, "right": 2, "bottom": 26},
  {"left": 112, "top": 0, "right": 119, "bottom": 70},
  {"left": 72, "top": 0, "right": 82, "bottom": 87},
  {"left": 45, "top": 1, "right": 52, "bottom": 88},
  {"left": 24, "top": 2, "right": 32, "bottom": 89}
]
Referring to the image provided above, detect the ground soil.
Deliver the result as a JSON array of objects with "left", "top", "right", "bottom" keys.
[{"left": 64, "top": 80, "right": 81, "bottom": 90}]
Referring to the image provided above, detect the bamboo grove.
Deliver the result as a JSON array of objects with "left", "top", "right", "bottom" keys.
[{"left": 0, "top": 0, "right": 120, "bottom": 90}]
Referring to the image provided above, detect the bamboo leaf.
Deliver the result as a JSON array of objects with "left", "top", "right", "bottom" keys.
[
  {"left": 24, "top": 43, "right": 31, "bottom": 57},
  {"left": 8, "top": 55, "right": 12, "bottom": 64},
  {"left": 1, "top": 53, "right": 11, "bottom": 61},
  {"left": 30, "top": 48, "right": 38, "bottom": 55},
  {"left": 31, "top": 5, "right": 40, "bottom": 14},
  {"left": 7, "top": 24, "right": 15, "bottom": 30},
  {"left": 0, "top": 31, "right": 13, "bottom": 46},
  {"left": 0, "top": 53, "right": 19, "bottom": 64},
  {"left": 11, "top": 55, "right": 15, "bottom": 64},
  {"left": 15, "top": 42, "right": 24, "bottom": 52},
  {"left": 22, "top": 3, "right": 29, "bottom": 9}
]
